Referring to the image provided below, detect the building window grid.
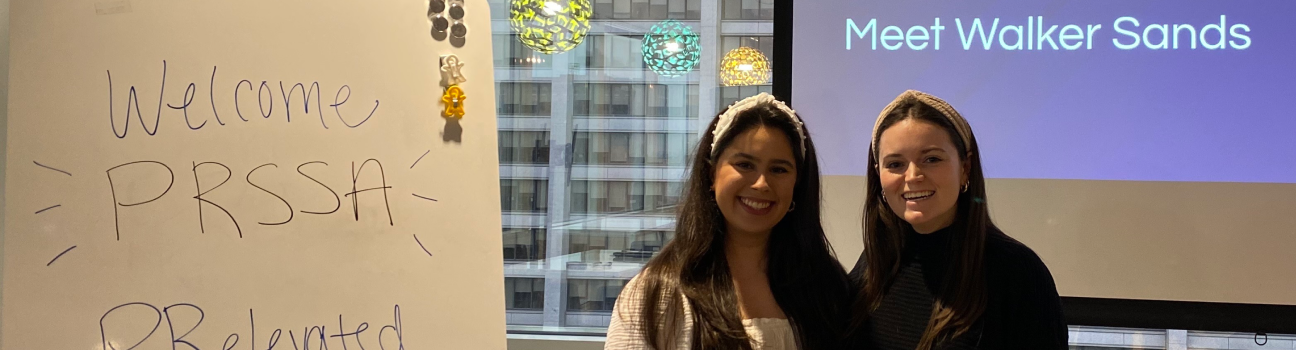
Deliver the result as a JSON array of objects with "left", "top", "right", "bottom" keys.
[
  {"left": 504, "top": 277, "right": 545, "bottom": 310},
  {"left": 499, "top": 131, "right": 551, "bottom": 165},
  {"left": 503, "top": 228, "right": 547, "bottom": 262},
  {"left": 722, "top": 0, "right": 772, "bottom": 20},
  {"left": 569, "top": 180, "right": 682, "bottom": 215},
  {"left": 568, "top": 230, "right": 675, "bottom": 264},
  {"left": 490, "top": 0, "right": 726, "bottom": 332},
  {"left": 493, "top": 34, "right": 553, "bottom": 69},
  {"left": 497, "top": 82, "right": 553, "bottom": 116},
  {"left": 592, "top": 0, "right": 701, "bottom": 20},
  {"left": 574, "top": 83, "right": 699, "bottom": 118},
  {"left": 500, "top": 179, "right": 549, "bottom": 213},
  {"left": 567, "top": 279, "right": 630, "bottom": 312},
  {"left": 572, "top": 131, "right": 693, "bottom": 166}
]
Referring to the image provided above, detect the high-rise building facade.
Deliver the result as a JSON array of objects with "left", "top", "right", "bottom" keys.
[{"left": 489, "top": 0, "right": 774, "bottom": 332}]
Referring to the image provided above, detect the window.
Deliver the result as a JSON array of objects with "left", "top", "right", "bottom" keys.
[
  {"left": 574, "top": 83, "right": 697, "bottom": 118},
  {"left": 497, "top": 82, "right": 552, "bottom": 116},
  {"left": 719, "top": 85, "right": 773, "bottom": 111},
  {"left": 567, "top": 279, "right": 629, "bottom": 312},
  {"left": 499, "top": 131, "right": 550, "bottom": 164},
  {"left": 614, "top": 0, "right": 630, "bottom": 19},
  {"left": 573, "top": 131, "right": 693, "bottom": 166},
  {"left": 500, "top": 179, "right": 549, "bottom": 212},
  {"left": 609, "top": 134, "right": 631, "bottom": 164},
  {"left": 647, "top": 84, "right": 669, "bottom": 117},
  {"left": 569, "top": 230, "right": 674, "bottom": 263},
  {"left": 580, "top": 35, "right": 646, "bottom": 69},
  {"left": 593, "top": 0, "right": 700, "bottom": 20},
  {"left": 505, "top": 278, "right": 545, "bottom": 310},
  {"left": 686, "top": 0, "right": 701, "bottom": 19},
  {"left": 490, "top": 0, "right": 733, "bottom": 333},
  {"left": 493, "top": 34, "right": 553, "bottom": 69},
  {"left": 503, "top": 228, "right": 547, "bottom": 261},
  {"left": 569, "top": 180, "right": 682, "bottom": 214},
  {"left": 611, "top": 84, "right": 632, "bottom": 114},
  {"left": 722, "top": 0, "right": 772, "bottom": 20}
]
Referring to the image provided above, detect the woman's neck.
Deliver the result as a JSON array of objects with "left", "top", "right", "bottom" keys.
[
  {"left": 725, "top": 229, "right": 770, "bottom": 270},
  {"left": 912, "top": 205, "right": 958, "bottom": 234},
  {"left": 725, "top": 229, "right": 787, "bottom": 320}
]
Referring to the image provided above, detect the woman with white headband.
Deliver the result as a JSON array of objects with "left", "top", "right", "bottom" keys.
[
  {"left": 848, "top": 90, "right": 1067, "bottom": 349},
  {"left": 605, "top": 93, "right": 853, "bottom": 350}
]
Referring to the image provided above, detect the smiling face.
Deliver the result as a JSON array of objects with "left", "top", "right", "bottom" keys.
[
  {"left": 876, "top": 118, "right": 968, "bottom": 233},
  {"left": 713, "top": 125, "right": 799, "bottom": 236}
]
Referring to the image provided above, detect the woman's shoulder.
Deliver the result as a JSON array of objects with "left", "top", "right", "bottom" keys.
[
  {"left": 606, "top": 271, "right": 695, "bottom": 350},
  {"left": 614, "top": 273, "right": 652, "bottom": 318},
  {"left": 985, "top": 231, "right": 1051, "bottom": 274},
  {"left": 983, "top": 230, "right": 1060, "bottom": 295},
  {"left": 848, "top": 246, "right": 874, "bottom": 285},
  {"left": 980, "top": 230, "right": 1069, "bottom": 348},
  {"left": 614, "top": 270, "right": 693, "bottom": 319}
]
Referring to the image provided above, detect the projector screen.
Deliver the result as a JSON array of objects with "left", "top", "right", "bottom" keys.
[{"left": 790, "top": 0, "right": 1296, "bottom": 312}]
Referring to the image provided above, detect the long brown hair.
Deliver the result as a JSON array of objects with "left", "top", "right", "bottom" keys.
[
  {"left": 634, "top": 102, "right": 853, "bottom": 350},
  {"left": 856, "top": 99, "right": 1001, "bottom": 349}
]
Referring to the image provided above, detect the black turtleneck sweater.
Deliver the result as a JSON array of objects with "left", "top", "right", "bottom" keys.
[{"left": 848, "top": 227, "right": 1068, "bottom": 349}]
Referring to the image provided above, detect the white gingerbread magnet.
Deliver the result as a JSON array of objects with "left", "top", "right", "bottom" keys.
[{"left": 440, "top": 54, "right": 467, "bottom": 85}]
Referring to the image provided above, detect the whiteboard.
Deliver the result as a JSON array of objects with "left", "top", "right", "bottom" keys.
[{"left": 2, "top": 0, "right": 505, "bottom": 349}]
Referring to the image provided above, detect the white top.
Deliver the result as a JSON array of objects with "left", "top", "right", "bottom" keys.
[{"left": 604, "top": 276, "right": 799, "bottom": 350}]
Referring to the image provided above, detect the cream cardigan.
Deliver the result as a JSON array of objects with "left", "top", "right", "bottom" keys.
[{"left": 603, "top": 275, "right": 799, "bottom": 350}]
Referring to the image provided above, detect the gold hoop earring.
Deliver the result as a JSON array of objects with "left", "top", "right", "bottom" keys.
[{"left": 962, "top": 182, "right": 969, "bottom": 193}]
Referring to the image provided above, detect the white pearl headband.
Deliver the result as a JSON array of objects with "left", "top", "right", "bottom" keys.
[{"left": 710, "top": 92, "right": 807, "bottom": 158}]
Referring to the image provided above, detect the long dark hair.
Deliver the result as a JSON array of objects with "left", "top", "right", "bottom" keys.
[
  {"left": 856, "top": 100, "right": 1002, "bottom": 349},
  {"left": 634, "top": 102, "right": 853, "bottom": 350}
]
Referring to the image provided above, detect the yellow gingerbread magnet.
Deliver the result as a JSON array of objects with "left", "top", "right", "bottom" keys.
[{"left": 442, "top": 85, "right": 466, "bottom": 118}]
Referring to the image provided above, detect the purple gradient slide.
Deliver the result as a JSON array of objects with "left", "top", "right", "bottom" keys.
[{"left": 792, "top": 1, "right": 1296, "bottom": 183}]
